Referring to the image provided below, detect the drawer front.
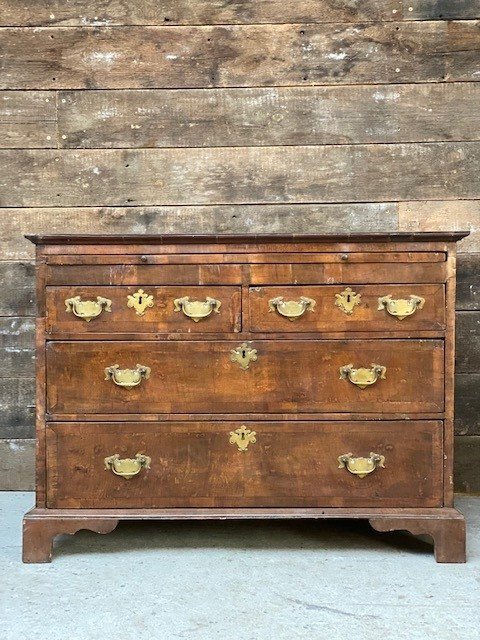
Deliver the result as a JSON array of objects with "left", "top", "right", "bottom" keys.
[
  {"left": 249, "top": 284, "right": 445, "bottom": 332},
  {"left": 47, "top": 286, "right": 241, "bottom": 334},
  {"left": 46, "top": 339, "right": 444, "bottom": 415},
  {"left": 45, "top": 421, "right": 443, "bottom": 508},
  {"left": 249, "top": 262, "right": 446, "bottom": 285}
]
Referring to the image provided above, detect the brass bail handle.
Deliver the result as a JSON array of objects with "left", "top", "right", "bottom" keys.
[
  {"left": 378, "top": 294, "right": 425, "bottom": 320},
  {"left": 104, "top": 364, "right": 151, "bottom": 389},
  {"left": 339, "top": 363, "right": 387, "bottom": 389},
  {"left": 104, "top": 453, "right": 151, "bottom": 480},
  {"left": 65, "top": 295, "right": 112, "bottom": 322},
  {"left": 268, "top": 296, "right": 316, "bottom": 321},
  {"left": 173, "top": 296, "right": 221, "bottom": 322},
  {"left": 338, "top": 452, "right": 385, "bottom": 478}
]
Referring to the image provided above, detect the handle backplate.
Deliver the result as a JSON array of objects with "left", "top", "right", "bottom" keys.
[
  {"left": 339, "top": 363, "right": 386, "bottom": 389},
  {"left": 268, "top": 296, "right": 316, "bottom": 321},
  {"left": 65, "top": 295, "right": 112, "bottom": 322},
  {"left": 378, "top": 294, "right": 425, "bottom": 320},
  {"left": 104, "top": 364, "right": 151, "bottom": 388},
  {"left": 174, "top": 296, "right": 221, "bottom": 322},
  {"left": 104, "top": 453, "right": 151, "bottom": 479},
  {"left": 338, "top": 452, "right": 385, "bottom": 478}
]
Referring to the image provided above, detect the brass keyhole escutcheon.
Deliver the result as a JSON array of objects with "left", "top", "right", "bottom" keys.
[
  {"left": 335, "top": 288, "right": 361, "bottom": 315},
  {"left": 230, "top": 342, "right": 258, "bottom": 370},
  {"left": 229, "top": 426, "right": 257, "bottom": 452},
  {"left": 127, "top": 289, "right": 154, "bottom": 316}
]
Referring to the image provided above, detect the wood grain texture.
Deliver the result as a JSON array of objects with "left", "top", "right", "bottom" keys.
[
  {"left": 0, "top": 92, "right": 56, "bottom": 148},
  {"left": 0, "top": 262, "right": 35, "bottom": 315},
  {"left": 45, "top": 420, "right": 443, "bottom": 508},
  {"left": 0, "top": 378, "right": 35, "bottom": 439},
  {"left": 3, "top": 1, "right": 480, "bottom": 27},
  {"left": 0, "top": 317, "right": 35, "bottom": 377},
  {"left": 46, "top": 339, "right": 445, "bottom": 415},
  {"left": 0, "top": 204, "right": 398, "bottom": 261},
  {"left": 1, "top": 22, "right": 479, "bottom": 90},
  {"left": 58, "top": 83, "right": 480, "bottom": 148},
  {"left": 455, "top": 374, "right": 480, "bottom": 436},
  {"left": 455, "top": 436, "right": 480, "bottom": 493},
  {"left": 456, "top": 312, "right": 480, "bottom": 374},
  {"left": 1, "top": 143, "right": 479, "bottom": 207},
  {"left": 399, "top": 200, "right": 480, "bottom": 253},
  {"left": 0, "top": 438, "right": 35, "bottom": 490},
  {"left": 457, "top": 254, "right": 480, "bottom": 311}
]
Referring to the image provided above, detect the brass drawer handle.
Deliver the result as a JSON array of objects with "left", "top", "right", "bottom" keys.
[
  {"left": 339, "top": 363, "right": 386, "bottom": 389},
  {"left": 174, "top": 296, "right": 221, "bottom": 322},
  {"left": 378, "top": 294, "right": 425, "bottom": 320},
  {"left": 104, "top": 453, "right": 151, "bottom": 480},
  {"left": 268, "top": 296, "right": 316, "bottom": 320},
  {"left": 65, "top": 295, "right": 112, "bottom": 322},
  {"left": 338, "top": 452, "right": 385, "bottom": 478},
  {"left": 229, "top": 426, "right": 257, "bottom": 452},
  {"left": 104, "top": 364, "right": 151, "bottom": 388}
]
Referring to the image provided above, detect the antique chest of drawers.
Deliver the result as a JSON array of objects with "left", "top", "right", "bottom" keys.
[{"left": 23, "top": 233, "right": 468, "bottom": 562}]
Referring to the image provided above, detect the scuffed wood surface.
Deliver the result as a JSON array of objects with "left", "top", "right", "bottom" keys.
[
  {"left": 58, "top": 83, "right": 480, "bottom": 148},
  {"left": 0, "top": 439, "right": 35, "bottom": 489},
  {"left": 399, "top": 200, "right": 480, "bottom": 253},
  {"left": 1, "top": 143, "right": 479, "bottom": 207},
  {"left": 456, "top": 255, "right": 480, "bottom": 310},
  {"left": 0, "top": 92, "right": 56, "bottom": 148},
  {"left": 0, "top": 317, "right": 35, "bottom": 377},
  {"left": 0, "top": 262, "right": 35, "bottom": 315},
  {"left": 0, "top": 204, "right": 398, "bottom": 260},
  {"left": 0, "top": 380, "right": 34, "bottom": 439},
  {"left": 456, "top": 312, "right": 480, "bottom": 374},
  {"left": 1, "top": 22, "right": 479, "bottom": 90},
  {"left": 3, "top": 1, "right": 480, "bottom": 27},
  {"left": 455, "top": 375, "right": 480, "bottom": 436}
]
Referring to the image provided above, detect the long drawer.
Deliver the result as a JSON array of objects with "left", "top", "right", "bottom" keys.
[
  {"left": 46, "top": 339, "right": 444, "bottom": 415},
  {"left": 45, "top": 421, "right": 443, "bottom": 508}
]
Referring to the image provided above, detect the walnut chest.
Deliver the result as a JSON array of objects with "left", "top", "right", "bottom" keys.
[{"left": 23, "top": 233, "right": 468, "bottom": 562}]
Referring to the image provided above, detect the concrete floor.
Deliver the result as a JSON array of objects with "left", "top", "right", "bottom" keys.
[{"left": 1, "top": 493, "right": 480, "bottom": 640}]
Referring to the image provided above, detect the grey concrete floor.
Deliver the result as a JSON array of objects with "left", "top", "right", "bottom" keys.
[{"left": 1, "top": 493, "right": 480, "bottom": 640}]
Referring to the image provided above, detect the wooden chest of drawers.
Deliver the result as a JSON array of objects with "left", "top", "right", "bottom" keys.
[{"left": 23, "top": 233, "right": 468, "bottom": 562}]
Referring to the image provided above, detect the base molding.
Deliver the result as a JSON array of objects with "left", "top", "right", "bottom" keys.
[{"left": 23, "top": 506, "right": 466, "bottom": 564}]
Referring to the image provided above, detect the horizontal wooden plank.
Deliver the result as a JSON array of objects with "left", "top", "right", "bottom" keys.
[
  {"left": 457, "top": 254, "right": 480, "bottom": 310},
  {"left": 0, "top": 438, "right": 35, "bottom": 490},
  {"left": 0, "top": 317, "right": 35, "bottom": 377},
  {"left": 1, "top": 436, "right": 477, "bottom": 492},
  {"left": 454, "top": 436, "right": 480, "bottom": 493},
  {"left": 455, "top": 374, "right": 480, "bottom": 436},
  {"left": 1, "top": 22, "right": 479, "bottom": 90},
  {"left": 1, "top": 143, "right": 479, "bottom": 207},
  {"left": 0, "top": 379, "right": 35, "bottom": 439},
  {"left": 0, "top": 91, "right": 56, "bottom": 148},
  {"left": 0, "top": 204, "right": 398, "bottom": 260},
  {"left": 456, "top": 312, "right": 480, "bottom": 374},
  {"left": 399, "top": 200, "right": 480, "bottom": 253},
  {"left": 0, "top": 262, "right": 35, "bottom": 315},
  {"left": 1, "top": 1, "right": 479, "bottom": 27},
  {"left": 58, "top": 83, "right": 480, "bottom": 148}
]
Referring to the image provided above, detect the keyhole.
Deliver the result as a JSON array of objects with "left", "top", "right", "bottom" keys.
[
  {"left": 242, "top": 349, "right": 247, "bottom": 358},
  {"left": 138, "top": 295, "right": 143, "bottom": 304},
  {"left": 346, "top": 294, "right": 351, "bottom": 303}
]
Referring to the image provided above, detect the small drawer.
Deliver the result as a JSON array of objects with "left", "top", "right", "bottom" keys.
[
  {"left": 249, "top": 284, "right": 445, "bottom": 332},
  {"left": 46, "top": 286, "right": 241, "bottom": 334},
  {"left": 45, "top": 420, "right": 443, "bottom": 508},
  {"left": 46, "top": 339, "right": 444, "bottom": 416}
]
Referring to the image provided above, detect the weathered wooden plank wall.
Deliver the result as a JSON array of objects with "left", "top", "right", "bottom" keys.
[{"left": 0, "top": 0, "right": 479, "bottom": 491}]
